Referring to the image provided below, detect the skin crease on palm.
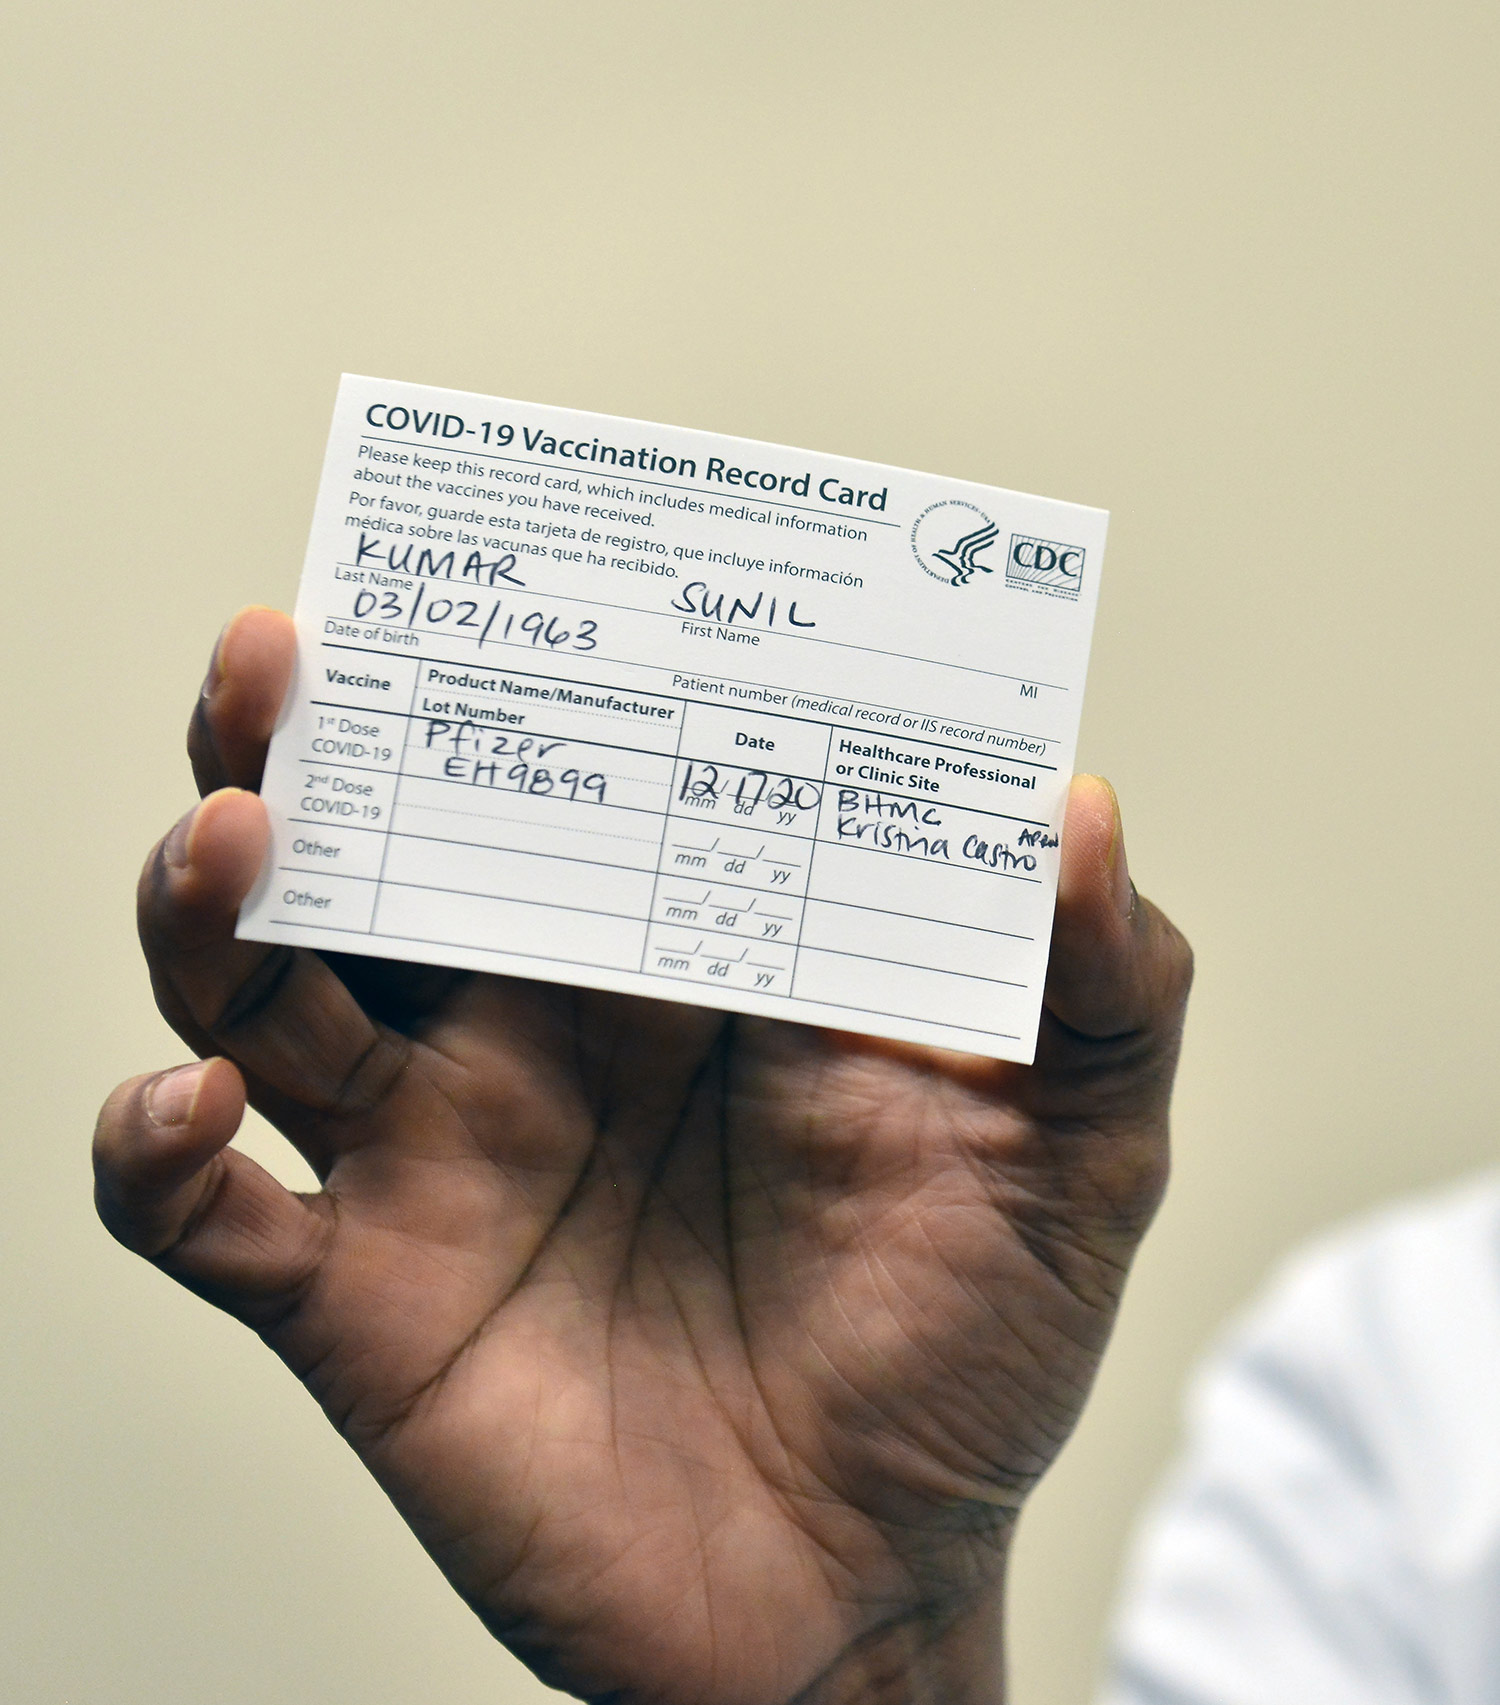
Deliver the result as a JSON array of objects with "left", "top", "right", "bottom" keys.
[{"left": 92, "top": 607, "right": 1192, "bottom": 1705}]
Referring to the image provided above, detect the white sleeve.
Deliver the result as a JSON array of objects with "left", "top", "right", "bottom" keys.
[{"left": 1098, "top": 1241, "right": 1442, "bottom": 1705}]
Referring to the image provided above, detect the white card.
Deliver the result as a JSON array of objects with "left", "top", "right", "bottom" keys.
[{"left": 237, "top": 375, "right": 1107, "bottom": 1063}]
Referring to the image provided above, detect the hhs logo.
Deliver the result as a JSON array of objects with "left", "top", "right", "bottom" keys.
[
  {"left": 910, "top": 500, "right": 1000, "bottom": 587},
  {"left": 1006, "top": 534, "right": 1086, "bottom": 600}
]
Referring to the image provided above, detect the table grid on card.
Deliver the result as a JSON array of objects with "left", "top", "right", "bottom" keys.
[{"left": 266, "top": 648, "right": 1053, "bottom": 1037}]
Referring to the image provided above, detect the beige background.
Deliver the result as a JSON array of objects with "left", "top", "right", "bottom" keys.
[{"left": 4, "top": 2, "right": 1498, "bottom": 1699}]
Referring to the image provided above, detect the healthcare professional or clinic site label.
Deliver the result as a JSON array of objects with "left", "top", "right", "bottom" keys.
[{"left": 238, "top": 375, "right": 1108, "bottom": 1062}]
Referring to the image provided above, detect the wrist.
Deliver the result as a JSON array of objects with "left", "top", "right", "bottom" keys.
[{"left": 800, "top": 1573, "right": 1008, "bottom": 1705}]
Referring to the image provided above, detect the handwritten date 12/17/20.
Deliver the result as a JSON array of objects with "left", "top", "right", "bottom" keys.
[
  {"left": 350, "top": 586, "right": 598, "bottom": 652},
  {"left": 676, "top": 760, "right": 821, "bottom": 821}
]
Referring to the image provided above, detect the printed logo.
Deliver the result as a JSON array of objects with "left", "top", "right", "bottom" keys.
[
  {"left": 911, "top": 500, "right": 1000, "bottom": 587},
  {"left": 1005, "top": 534, "right": 1086, "bottom": 600}
]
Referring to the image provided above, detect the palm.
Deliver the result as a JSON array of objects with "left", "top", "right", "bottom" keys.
[
  {"left": 244, "top": 972, "right": 1133, "bottom": 1700},
  {"left": 97, "top": 610, "right": 1188, "bottom": 1705}
]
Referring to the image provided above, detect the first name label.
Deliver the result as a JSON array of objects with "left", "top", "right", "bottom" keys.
[{"left": 238, "top": 373, "right": 1108, "bottom": 1062}]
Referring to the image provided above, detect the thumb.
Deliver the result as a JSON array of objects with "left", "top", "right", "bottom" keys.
[
  {"left": 1043, "top": 775, "right": 1193, "bottom": 1045},
  {"left": 93, "top": 1057, "right": 330, "bottom": 1329}
]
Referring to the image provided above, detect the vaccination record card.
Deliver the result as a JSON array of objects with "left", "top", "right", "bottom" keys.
[{"left": 237, "top": 375, "right": 1108, "bottom": 1063}]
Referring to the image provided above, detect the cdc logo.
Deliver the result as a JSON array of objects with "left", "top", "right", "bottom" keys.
[{"left": 1005, "top": 534, "right": 1086, "bottom": 601}]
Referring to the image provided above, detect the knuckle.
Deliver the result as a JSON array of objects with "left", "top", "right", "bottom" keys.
[
  {"left": 186, "top": 699, "right": 218, "bottom": 777},
  {"left": 1127, "top": 1125, "right": 1172, "bottom": 1221},
  {"left": 91, "top": 1078, "right": 149, "bottom": 1167},
  {"left": 1137, "top": 900, "right": 1194, "bottom": 1019},
  {"left": 1165, "top": 921, "right": 1195, "bottom": 997},
  {"left": 327, "top": 1031, "right": 410, "bottom": 1118},
  {"left": 135, "top": 839, "right": 168, "bottom": 932},
  {"left": 212, "top": 946, "right": 296, "bottom": 1036},
  {"left": 101, "top": 1137, "right": 165, "bottom": 1196},
  {"left": 93, "top": 1183, "right": 138, "bottom": 1249}
]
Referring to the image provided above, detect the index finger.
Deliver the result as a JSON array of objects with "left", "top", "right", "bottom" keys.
[{"left": 187, "top": 606, "right": 295, "bottom": 795}]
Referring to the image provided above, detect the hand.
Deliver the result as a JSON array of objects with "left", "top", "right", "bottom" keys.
[{"left": 94, "top": 608, "right": 1191, "bottom": 1705}]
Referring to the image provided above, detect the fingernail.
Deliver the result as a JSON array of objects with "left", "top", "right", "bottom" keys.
[
  {"left": 146, "top": 1062, "right": 209, "bottom": 1127},
  {"left": 163, "top": 803, "right": 199, "bottom": 870},
  {"left": 1100, "top": 778, "right": 1134, "bottom": 916}
]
